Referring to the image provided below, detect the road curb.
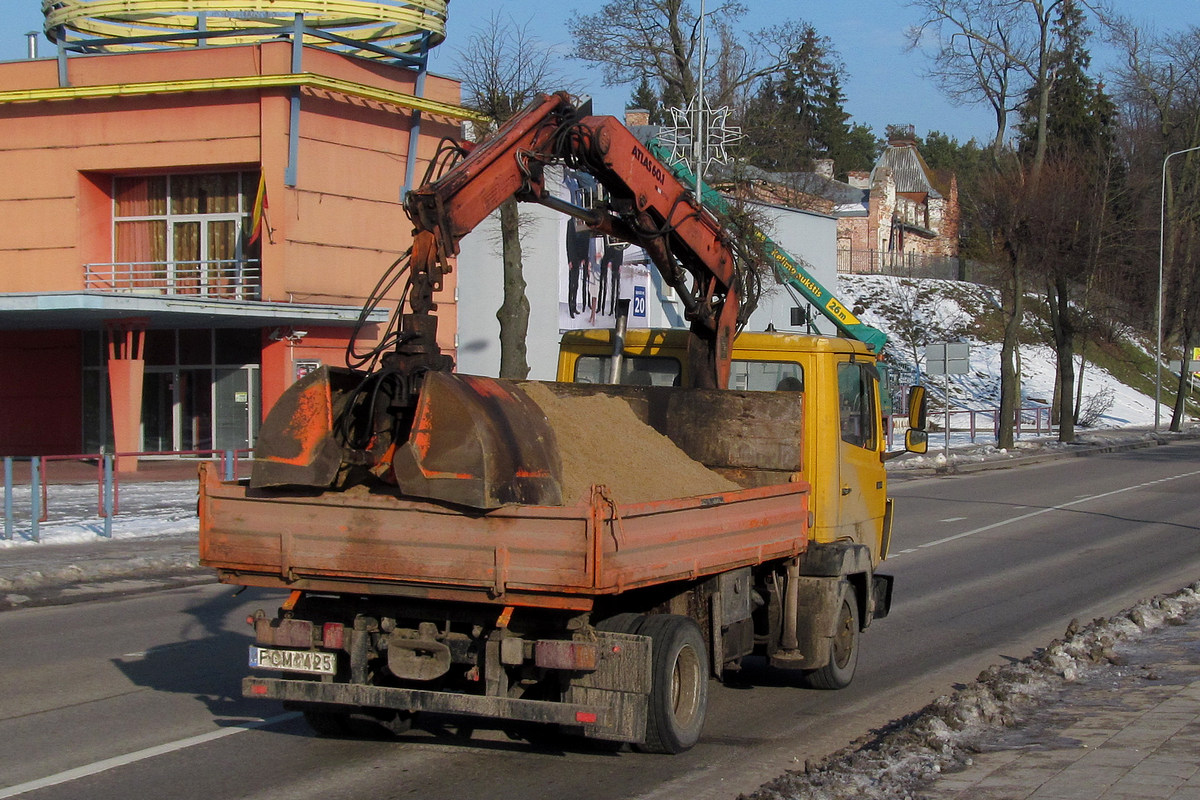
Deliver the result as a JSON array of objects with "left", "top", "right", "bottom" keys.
[{"left": 0, "top": 569, "right": 216, "bottom": 612}]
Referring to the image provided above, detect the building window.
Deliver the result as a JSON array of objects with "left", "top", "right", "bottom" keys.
[
  {"left": 109, "top": 172, "right": 259, "bottom": 298},
  {"left": 83, "top": 328, "right": 260, "bottom": 454}
]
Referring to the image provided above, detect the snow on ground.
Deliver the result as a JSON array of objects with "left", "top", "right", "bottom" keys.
[
  {"left": 1, "top": 481, "right": 198, "bottom": 549},
  {"left": 841, "top": 274, "right": 1172, "bottom": 429},
  {"left": 745, "top": 583, "right": 1200, "bottom": 800}
]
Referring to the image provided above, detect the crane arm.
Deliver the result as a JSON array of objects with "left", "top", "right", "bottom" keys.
[
  {"left": 645, "top": 141, "right": 888, "bottom": 353},
  {"left": 403, "top": 92, "right": 742, "bottom": 388}
]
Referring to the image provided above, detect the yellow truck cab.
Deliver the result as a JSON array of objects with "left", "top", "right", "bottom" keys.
[{"left": 557, "top": 328, "right": 895, "bottom": 566}]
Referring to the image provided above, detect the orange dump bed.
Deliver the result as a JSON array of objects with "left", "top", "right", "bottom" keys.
[{"left": 198, "top": 463, "right": 809, "bottom": 611}]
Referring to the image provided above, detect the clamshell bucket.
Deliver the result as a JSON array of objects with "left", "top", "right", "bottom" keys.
[
  {"left": 392, "top": 373, "right": 563, "bottom": 509},
  {"left": 251, "top": 366, "right": 356, "bottom": 489}
]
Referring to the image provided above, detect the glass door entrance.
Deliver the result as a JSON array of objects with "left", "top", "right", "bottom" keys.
[{"left": 140, "top": 365, "right": 257, "bottom": 453}]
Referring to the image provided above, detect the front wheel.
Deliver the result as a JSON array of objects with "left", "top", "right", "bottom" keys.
[
  {"left": 801, "top": 584, "right": 860, "bottom": 690},
  {"left": 635, "top": 614, "right": 709, "bottom": 754}
]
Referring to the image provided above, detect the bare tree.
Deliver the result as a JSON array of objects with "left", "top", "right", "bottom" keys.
[
  {"left": 972, "top": 154, "right": 1030, "bottom": 448},
  {"left": 1109, "top": 20, "right": 1200, "bottom": 430},
  {"left": 454, "top": 14, "right": 566, "bottom": 379},
  {"left": 907, "top": 0, "right": 1069, "bottom": 174},
  {"left": 569, "top": 1, "right": 819, "bottom": 111},
  {"left": 907, "top": 4, "right": 1024, "bottom": 156}
]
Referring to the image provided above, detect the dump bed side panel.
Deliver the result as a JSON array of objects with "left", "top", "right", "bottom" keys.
[{"left": 199, "top": 464, "right": 809, "bottom": 608}]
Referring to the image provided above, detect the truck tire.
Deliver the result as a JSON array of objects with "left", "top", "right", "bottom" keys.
[
  {"left": 595, "top": 613, "right": 643, "bottom": 634},
  {"left": 801, "top": 584, "right": 859, "bottom": 690},
  {"left": 635, "top": 614, "right": 708, "bottom": 754}
]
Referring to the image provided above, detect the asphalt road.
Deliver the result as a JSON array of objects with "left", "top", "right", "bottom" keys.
[{"left": 2, "top": 440, "right": 1198, "bottom": 800}]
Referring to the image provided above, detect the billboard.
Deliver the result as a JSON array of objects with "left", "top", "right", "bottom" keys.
[{"left": 557, "top": 171, "right": 651, "bottom": 331}]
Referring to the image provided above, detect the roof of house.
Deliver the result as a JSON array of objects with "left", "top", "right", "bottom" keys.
[
  {"left": 872, "top": 143, "right": 943, "bottom": 199},
  {"left": 711, "top": 164, "right": 867, "bottom": 210}
]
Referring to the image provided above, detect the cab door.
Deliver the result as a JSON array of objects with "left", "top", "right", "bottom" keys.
[{"left": 835, "top": 360, "right": 887, "bottom": 548}]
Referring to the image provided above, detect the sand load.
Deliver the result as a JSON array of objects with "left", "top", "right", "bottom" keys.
[{"left": 520, "top": 382, "right": 739, "bottom": 505}]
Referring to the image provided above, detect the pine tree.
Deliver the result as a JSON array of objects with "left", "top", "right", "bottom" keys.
[
  {"left": 740, "top": 25, "right": 875, "bottom": 176},
  {"left": 1017, "top": 0, "right": 1115, "bottom": 162},
  {"left": 628, "top": 76, "right": 665, "bottom": 125}
]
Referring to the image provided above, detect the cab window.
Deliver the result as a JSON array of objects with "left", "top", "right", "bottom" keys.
[
  {"left": 837, "top": 362, "right": 877, "bottom": 450},
  {"left": 730, "top": 360, "right": 804, "bottom": 392},
  {"left": 574, "top": 355, "right": 681, "bottom": 386}
]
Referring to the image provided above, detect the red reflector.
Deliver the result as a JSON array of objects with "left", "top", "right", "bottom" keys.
[
  {"left": 323, "top": 622, "right": 345, "bottom": 649},
  {"left": 250, "top": 684, "right": 269, "bottom": 695},
  {"left": 575, "top": 711, "right": 597, "bottom": 724}
]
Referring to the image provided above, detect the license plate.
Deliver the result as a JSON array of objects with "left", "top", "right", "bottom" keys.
[{"left": 249, "top": 646, "right": 336, "bottom": 675}]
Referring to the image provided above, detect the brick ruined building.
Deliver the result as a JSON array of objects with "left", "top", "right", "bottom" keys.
[{"left": 720, "top": 125, "right": 960, "bottom": 273}]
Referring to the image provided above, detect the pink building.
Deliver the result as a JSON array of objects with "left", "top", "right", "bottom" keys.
[{"left": 0, "top": 39, "right": 474, "bottom": 463}]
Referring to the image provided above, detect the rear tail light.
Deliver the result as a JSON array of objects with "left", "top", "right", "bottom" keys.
[{"left": 322, "top": 622, "right": 345, "bottom": 649}]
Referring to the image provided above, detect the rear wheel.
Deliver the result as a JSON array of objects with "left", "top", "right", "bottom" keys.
[
  {"left": 635, "top": 614, "right": 709, "bottom": 754},
  {"left": 801, "top": 584, "right": 860, "bottom": 690},
  {"left": 594, "top": 612, "right": 644, "bottom": 634}
]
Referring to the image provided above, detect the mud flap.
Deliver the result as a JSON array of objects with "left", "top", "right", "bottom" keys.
[{"left": 392, "top": 373, "right": 563, "bottom": 509}]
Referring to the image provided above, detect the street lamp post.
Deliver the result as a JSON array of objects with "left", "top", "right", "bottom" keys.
[{"left": 1156, "top": 144, "right": 1200, "bottom": 432}]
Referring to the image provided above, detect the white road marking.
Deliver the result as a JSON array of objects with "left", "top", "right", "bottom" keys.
[
  {"left": 0, "top": 712, "right": 300, "bottom": 798},
  {"left": 940, "top": 517, "right": 967, "bottom": 523},
  {"left": 889, "top": 468, "right": 1200, "bottom": 559}
]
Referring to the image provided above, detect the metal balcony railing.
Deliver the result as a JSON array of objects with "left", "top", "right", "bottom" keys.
[{"left": 84, "top": 260, "right": 262, "bottom": 300}]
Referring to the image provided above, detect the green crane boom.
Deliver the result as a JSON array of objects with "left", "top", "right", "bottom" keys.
[{"left": 647, "top": 140, "right": 888, "bottom": 354}]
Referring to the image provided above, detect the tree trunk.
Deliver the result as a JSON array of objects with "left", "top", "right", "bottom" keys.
[
  {"left": 496, "top": 197, "right": 530, "bottom": 380},
  {"left": 997, "top": 259, "right": 1023, "bottom": 450},
  {"left": 1073, "top": 346, "right": 1086, "bottom": 426},
  {"left": 1170, "top": 322, "right": 1195, "bottom": 432},
  {"left": 1047, "top": 276, "right": 1075, "bottom": 443},
  {"left": 1170, "top": 367, "right": 1189, "bottom": 433}
]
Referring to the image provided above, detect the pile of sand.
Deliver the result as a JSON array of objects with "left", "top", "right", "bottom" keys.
[{"left": 521, "top": 382, "right": 739, "bottom": 505}]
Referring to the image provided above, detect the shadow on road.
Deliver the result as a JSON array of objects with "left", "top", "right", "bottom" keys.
[{"left": 111, "top": 585, "right": 285, "bottom": 723}]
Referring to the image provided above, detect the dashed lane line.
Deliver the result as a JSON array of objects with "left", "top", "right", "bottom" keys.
[{"left": 889, "top": 468, "right": 1200, "bottom": 559}]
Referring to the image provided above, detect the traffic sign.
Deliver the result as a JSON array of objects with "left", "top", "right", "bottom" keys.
[{"left": 925, "top": 342, "right": 970, "bottom": 376}]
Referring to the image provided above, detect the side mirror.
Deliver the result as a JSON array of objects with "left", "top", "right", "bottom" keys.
[
  {"left": 908, "top": 385, "right": 928, "bottom": 431},
  {"left": 905, "top": 428, "right": 928, "bottom": 455}
]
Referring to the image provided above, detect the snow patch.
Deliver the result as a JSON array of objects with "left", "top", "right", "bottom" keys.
[{"left": 743, "top": 584, "right": 1200, "bottom": 800}]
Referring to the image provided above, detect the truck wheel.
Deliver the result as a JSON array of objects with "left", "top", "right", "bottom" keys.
[
  {"left": 801, "top": 585, "right": 860, "bottom": 691},
  {"left": 303, "top": 708, "right": 352, "bottom": 737},
  {"left": 595, "top": 613, "right": 643, "bottom": 634},
  {"left": 635, "top": 614, "right": 708, "bottom": 754}
]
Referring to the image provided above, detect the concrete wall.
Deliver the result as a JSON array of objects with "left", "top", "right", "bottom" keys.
[{"left": 0, "top": 331, "right": 82, "bottom": 455}]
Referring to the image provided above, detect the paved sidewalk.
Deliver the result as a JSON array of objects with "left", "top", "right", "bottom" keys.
[{"left": 923, "top": 619, "right": 1200, "bottom": 800}]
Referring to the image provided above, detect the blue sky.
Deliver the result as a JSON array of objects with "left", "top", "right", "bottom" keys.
[{"left": 0, "top": 0, "right": 1195, "bottom": 144}]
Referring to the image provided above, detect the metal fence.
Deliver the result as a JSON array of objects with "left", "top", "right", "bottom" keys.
[
  {"left": 885, "top": 405, "right": 1054, "bottom": 450},
  {"left": 837, "top": 249, "right": 962, "bottom": 281},
  {"left": 2, "top": 450, "right": 247, "bottom": 542},
  {"left": 84, "top": 260, "right": 261, "bottom": 300}
]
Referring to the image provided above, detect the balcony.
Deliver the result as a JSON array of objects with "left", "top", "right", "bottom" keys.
[{"left": 84, "top": 260, "right": 262, "bottom": 301}]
